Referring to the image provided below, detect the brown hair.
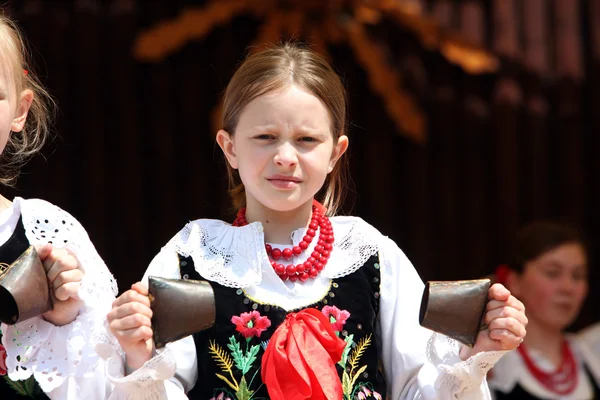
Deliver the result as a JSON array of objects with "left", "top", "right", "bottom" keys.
[
  {"left": 220, "top": 42, "right": 348, "bottom": 215},
  {"left": 512, "top": 220, "right": 587, "bottom": 273},
  {"left": 0, "top": 15, "right": 55, "bottom": 186}
]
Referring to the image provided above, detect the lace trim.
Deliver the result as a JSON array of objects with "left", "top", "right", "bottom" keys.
[
  {"left": 165, "top": 216, "right": 381, "bottom": 288},
  {"left": 2, "top": 197, "right": 118, "bottom": 392},
  {"left": 165, "top": 219, "right": 264, "bottom": 288},
  {"left": 97, "top": 341, "right": 175, "bottom": 400},
  {"left": 427, "top": 333, "right": 506, "bottom": 398},
  {"left": 322, "top": 217, "right": 380, "bottom": 279}
]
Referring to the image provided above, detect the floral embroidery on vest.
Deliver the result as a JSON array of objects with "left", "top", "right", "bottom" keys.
[
  {"left": 208, "top": 311, "right": 271, "bottom": 400},
  {"left": 323, "top": 306, "right": 382, "bottom": 400}
]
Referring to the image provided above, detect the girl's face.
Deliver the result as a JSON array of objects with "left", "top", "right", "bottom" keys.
[
  {"left": 218, "top": 85, "right": 348, "bottom": 213},
  {"left": 0, "top": 56, "right": 32, "bottom": 154},
  {"left": 509, "top": 242, "right": 588, "bottom": 331}
]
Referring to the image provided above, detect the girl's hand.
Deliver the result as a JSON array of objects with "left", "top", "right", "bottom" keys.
[
  {"left": 460, "top": 283, "right": 528, "bottom": 360},
  {"left": 107, "top": 282, "right": 154, "bottom": 372},
  {"left": 38, "top": 244, "right": 84, "bottom": 326}
]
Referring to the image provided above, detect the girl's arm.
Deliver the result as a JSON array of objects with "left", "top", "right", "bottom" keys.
[
  {"left": 1, "top": 198, "right": 118, "bottom": 399},
  {"left": 378, "top": 237, "right": 507, "bottom": 400},
  {"left": 97, "top": 247, "right": 197, "bottom": 399}
]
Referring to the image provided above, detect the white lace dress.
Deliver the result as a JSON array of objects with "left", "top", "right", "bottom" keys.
[
  {"left": 98, "top": 216, "right": 507, "bottom": 400},
  {"left": 0, "top": 197, "right": 117, "bottom": 399}
]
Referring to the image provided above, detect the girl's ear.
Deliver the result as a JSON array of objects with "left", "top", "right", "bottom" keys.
[
  {"left": 328, "top": 134, "right": 348, "bottom": 173},
  {"left": 11, "top": 89, "right": 33, "bottom": 132},
  {"left": 216, "top": 129, "right": 238, "bottom": 169}
]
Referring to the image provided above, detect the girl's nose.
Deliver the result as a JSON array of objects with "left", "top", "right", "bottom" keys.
[
  {"left": 559, "top": 275, "right": 577, "bottom": 293},
  {"left": 274, "top": 143, "right": 298, "bottom": 167}
]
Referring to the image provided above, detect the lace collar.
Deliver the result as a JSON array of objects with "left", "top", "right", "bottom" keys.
[{"left": 164, "top": 216, "right": 381, "bottom": 288}]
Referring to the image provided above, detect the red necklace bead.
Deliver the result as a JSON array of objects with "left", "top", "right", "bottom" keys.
[
  {"left": 517, "top": 341, "right": 578, "bottom": 395},
  {"left": 232, "top": 205, "right": 333, "bottom": 281}
]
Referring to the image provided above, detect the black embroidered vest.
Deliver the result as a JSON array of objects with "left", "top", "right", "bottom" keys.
[{"left": 179, "top": 254, "right": 387, "bottom": 400}]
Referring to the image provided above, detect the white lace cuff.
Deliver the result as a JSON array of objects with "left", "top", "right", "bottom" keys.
[
  {"left": 421, "top": 333, "right": 506, "bottom": 399},
  {"left": 96, "top": 342, "right": 176, "bottom": 400}
]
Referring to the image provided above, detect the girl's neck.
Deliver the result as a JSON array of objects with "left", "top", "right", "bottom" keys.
[
  {"left": 244, "top": 199, "right": 313, "bottom": 244},
  {"left": 522, "top": 318, "right": 565, "bottom": 367},
  {"left": 0, "top": 194, "right": 12, "bottom": 212}
]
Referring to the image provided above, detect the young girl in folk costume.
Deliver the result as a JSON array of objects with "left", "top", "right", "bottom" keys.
[
  {"left": 104, "top": 43, "right": 527, "bottom": 400},
  {"left": 488, "top": 221, "right": 600, "bottom": 399},
  {"left": 0, "top": 15, "right": 117, "bottom": 399}
]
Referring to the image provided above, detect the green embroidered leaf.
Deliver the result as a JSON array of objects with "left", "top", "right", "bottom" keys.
[
  {"left": 240, "top": 344, "right": 260, "bottom": 375},
  {"left": 4, "top": 376, "right": 29, "bottom": 396},
  {"left": 338, "top": 334, "right": 354, "bottom": 368},
  {"left": 23, "top": 375, "right": 42, "bottom": 397},
  {"left": 215, "top": 373, "right": 239, "bottom": 391},
  {"left": 342, "top": 370, "right": 352, "bottom": 397},
  {"left": 227, "top": 336, "right": 246, "bottom": 372},
  {"left": 235, "top": 376, "right": 255, "bottom": 400},
  {"left": 350, "top": 365, "right": 368, "bottom": 388}
]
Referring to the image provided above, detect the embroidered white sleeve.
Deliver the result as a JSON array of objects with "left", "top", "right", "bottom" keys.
[
  {"left": 377, "top": 236, "right": 504, "bottom": 399},
  {"left": 1, "top": 197, "right": 118, "bottom": 394}
]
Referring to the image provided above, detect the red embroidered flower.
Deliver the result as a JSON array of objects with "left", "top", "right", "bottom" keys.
[
  {"left": 0, "top": 344, "right": 7, "bottom": 376},
  {"left": 231, "top": 311, "right": 271, "bottom": 339},
  {"left": 321, "top": 305, "right": 350, "bottom": 331}
]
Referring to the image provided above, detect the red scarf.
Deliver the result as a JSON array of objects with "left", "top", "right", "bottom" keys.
[{"left": 261, "top": 308, "right": 347, "bottom": 400}]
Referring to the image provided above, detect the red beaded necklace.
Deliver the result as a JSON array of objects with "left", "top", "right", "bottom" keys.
[
  {"left": 517, "top": 340, "right": 578, "bottom": 395},
  {"left": 232, "top": 205, "right": 334, "bottom": 282}
]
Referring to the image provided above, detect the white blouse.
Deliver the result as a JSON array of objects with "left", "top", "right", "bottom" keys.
[
  {"left": 98, "top": 216, "right": 507, "bottom": 400},
  {"left": 0, "top": 197, "right": 118, "bottom": 399},
  {"left": 488, "top": 326, "right": 600, "bottom": 399}
]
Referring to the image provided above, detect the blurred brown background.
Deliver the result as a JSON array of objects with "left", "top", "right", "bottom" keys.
[{"left": 1, "top": 0, "right": 598, "bottom": 330}]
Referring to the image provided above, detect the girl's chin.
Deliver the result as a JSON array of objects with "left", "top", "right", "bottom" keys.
[{"left": 254, "top": 198, "right": 313, "bottom": 213}]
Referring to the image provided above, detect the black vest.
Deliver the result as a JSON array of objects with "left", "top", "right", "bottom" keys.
[{"left": 179, "top": 254, "right": 387, "bottom": 399}]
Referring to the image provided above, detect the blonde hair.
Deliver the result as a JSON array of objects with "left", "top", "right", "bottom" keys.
[
  {"left": 221, "top": 42, "right": 349, "bottom": 215},
  {"left": 0, "top": 15, "right": 55, "bottom": 186}
]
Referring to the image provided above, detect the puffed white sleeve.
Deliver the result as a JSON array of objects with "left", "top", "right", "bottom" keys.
[
  {"left": 1, "top": 198, "right": 118, "bottom": 399},
  {"left": 575, "top": 323, "right": 600, "bottom": 381},
  {"left": 378, "top": 237, "right": 507, "bottom": 399},
  {"left": 96, "top": 246, "right": 198, "bottom": 399}
]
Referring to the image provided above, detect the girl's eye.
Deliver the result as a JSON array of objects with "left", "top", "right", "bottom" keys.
[
  {"left": 543, "top": 269, "right": 561, "bottom": 279},
  {"left": 255, "top": 134, "right": 275, "bottom": 140}
]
